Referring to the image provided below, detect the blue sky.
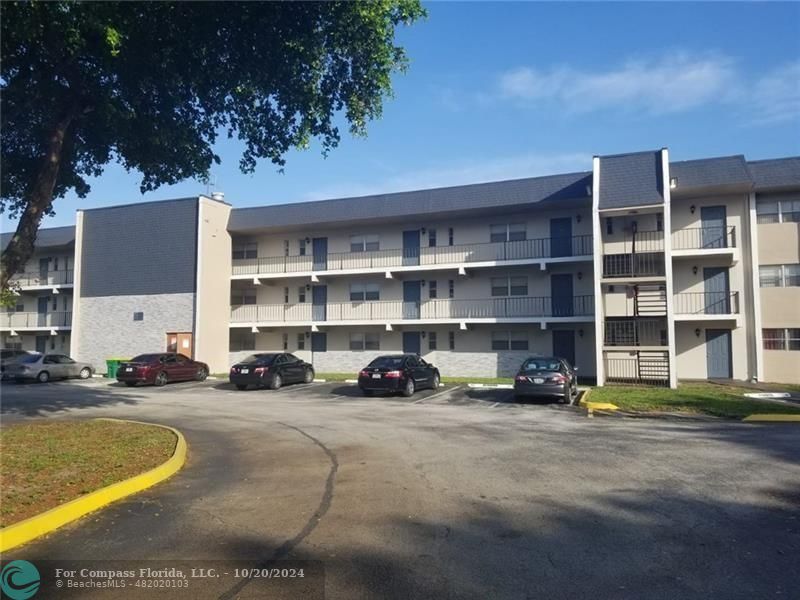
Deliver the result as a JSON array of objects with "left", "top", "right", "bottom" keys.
[{"left": 3, "top": 1, "right": 799, "bottom": 231}]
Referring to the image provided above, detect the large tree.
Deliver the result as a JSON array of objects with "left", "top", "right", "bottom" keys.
[{"left": 0, "top": 0, "right": 425, "bottom": 290}]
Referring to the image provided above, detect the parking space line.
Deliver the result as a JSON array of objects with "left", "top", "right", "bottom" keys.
[{"left": 413, "top": 385, "right": 462, "bottom": 404}]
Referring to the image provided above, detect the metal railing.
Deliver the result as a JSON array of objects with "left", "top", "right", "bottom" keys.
[
  {"left": 673, "top": 292, "right": 739, "bottom": 315},
  {"left": 230, "top": 295, "right": 595, "bottom": 323},
  {"left": 604, "top": 318, "right": 667, "bottom": 346},
  {"left": 231, "top": 235, "right": 593, "bottom": 276},
  {"left": 9, "top": 270, "right": 74, "bottom": 287},
  {"left": 0, "top": 311, "right": 72, "bottom": 328},
  {"left": 672, "top": 226, "right": 736, "bottom": 250},
  {"left": 604, "top": 354, "right": 670, "bottom": 386},
  {"left": 602, "top": 252, "right": 665, "bottom": 278}
]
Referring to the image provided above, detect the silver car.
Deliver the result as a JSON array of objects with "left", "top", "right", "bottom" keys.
[
  {"left": 7, "top": 353, "right": 94, "bottom": 383},
  {"left": 0, "top": 349, "right": 34, "bottom": 380}
]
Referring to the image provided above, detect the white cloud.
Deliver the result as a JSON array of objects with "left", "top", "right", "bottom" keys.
[
  {"left": 750, "top": 60, "right": 800, "bottom": 124},
  {"left": 303, "top": 152, "right": 592, "bottom": 201},
  {"left": 498, "top": 52, "right": 737, "bottom": 114}
]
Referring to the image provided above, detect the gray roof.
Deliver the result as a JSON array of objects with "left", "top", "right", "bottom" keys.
[
  {"left": 0, "top": 225, "right": 75, "bottom": 251},
  {"left": 747, "top": 157, "right": 800, "bottom": 191},
  {"left": 228, "top": 171, "right": 592, "bottom": 233},
  {"left": 670, "top": 155, "right": 752, "bottom": 191},
  {"left": 598, "top": 150, "right": 664, "bottom": 210}
]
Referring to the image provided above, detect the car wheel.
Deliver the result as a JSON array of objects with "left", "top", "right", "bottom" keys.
[
  {"left": 402, "top": 378, "right": 415, "bottom": 397},
  {"left": 270, "top": 373, "right": 282, "bottom": 390},
  {"left": 125, "top": 381, "right": 137, "bottom": 387},
  {"left": 154, "top": 371, "right": 168, "bottom": 387},
  {"left": 196, "top": 367, "right": 208, "bottom": 381},
  {"left": 235, "top": 384, "right": 247, "bottom": 391},
  {"left": 37, "top": 371, "right": 50, "bottom": 384},
  {"left": 559, "top": 384, "right": 570, "bottom": 403},
  {"left": 304, "top": 368, "right": 314, "bottom": 384},
  {"left": 431, "top": 373, "right": 440, "bottom": 390},
  {"left": 79, "top": 367, "right": 91, "bottom": 380}
]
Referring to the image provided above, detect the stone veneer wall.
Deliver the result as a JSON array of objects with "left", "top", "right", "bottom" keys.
[{"left": 77, "top": 293, "right": 195, "bottom": 372}]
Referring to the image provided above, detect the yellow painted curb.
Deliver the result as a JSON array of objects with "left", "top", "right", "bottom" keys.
[
  {"left": 585, "top": 401, "right": 619, "bottom": 411},
  {"left": 742, "top": 414, "right": 800, "bottom": 422},
  {"left": 578, "top": 388, "right": 592, "bottom": 406},
  {"left": 0, "top": 418, "right": 187, "bottom": 552}
]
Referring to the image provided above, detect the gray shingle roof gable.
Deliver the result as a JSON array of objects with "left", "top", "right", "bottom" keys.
[
  {"left": 670, "top": 155, "right": 751, "bottom": 190},
  {"left": 747, "top": 157, "right": 800, "bottom": 190},
  {"left": 598, "top": 150, "right": 664, "bottom": 209},
  {"left": 0, "top": 225, "right": 76, "bottom": 251}
]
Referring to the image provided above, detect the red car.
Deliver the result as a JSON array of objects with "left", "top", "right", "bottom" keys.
[{"left": 116, "top": 353, "right": 209, "bottom": 387}]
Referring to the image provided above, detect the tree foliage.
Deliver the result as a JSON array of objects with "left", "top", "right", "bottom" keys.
[{"left": 0, "top": 0, "right": 425, "bottom": 289}]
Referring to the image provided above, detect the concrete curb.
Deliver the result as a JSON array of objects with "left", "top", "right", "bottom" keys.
[
  {"left": 0, "top": 418, "right": 187, "bottom": 552},
  {"left": 578, "top": 389, "right": 619, "bottom": 414},
  {"left": 466, "top": 383, "right": 514, "bottom": 389},
  {"left": 742, "top": 414, "right": 800, "bottom": 422}
]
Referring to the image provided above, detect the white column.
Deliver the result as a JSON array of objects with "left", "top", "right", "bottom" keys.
[
  {"left": 192, "top": 196, "right": 204, "bottom": 360},
  {"left": 746, "top": 191, "right": 764, "bottom": 382},
  {"left": 69, "top": 210, "right": 84, "bottom": 360},
  {"left": 591, "top": 156, "right": 605, "bottom": 385},
  {"left": 661, "top": 148, "right": 678, "bottom": 388}
]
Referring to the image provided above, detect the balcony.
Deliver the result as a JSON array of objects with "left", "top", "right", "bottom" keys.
[
  {"left": 673, "top": 292, "right": 740, "bottom": 322},
  {"left": 671, "top": 226, "right": 738, "bottom": 262},
  {"left": 0, "top": 311, "right": 72, "bottom": 330},
  {"left": 604, "top": 352, "right": 670, "bottom": 386},
  {"left": 9, "top": 270, "right": 74, "bottom": 289},
  {"left": 230, "top": 295, "right": 595, "bottom": 325},
  {"left": 602, "top": 252, "right": 666, "bottom": 280},
  {"left": 231, "top": 235, "right": 593, "bottom": 279},
  {"left": 604, "top": 318, "right": 667, "bottom": 348}
]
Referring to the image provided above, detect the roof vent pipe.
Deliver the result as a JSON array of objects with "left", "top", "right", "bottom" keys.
[{"left": 211, "top": 191, "right": 225, "bottom": 202}]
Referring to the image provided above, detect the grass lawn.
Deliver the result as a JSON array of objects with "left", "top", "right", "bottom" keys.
[
  {"left": 0, "top": 420, "right": 177, "bottom": 527},
  {"left": 590, "top": 382, "right": 800, "bottom": 419}
]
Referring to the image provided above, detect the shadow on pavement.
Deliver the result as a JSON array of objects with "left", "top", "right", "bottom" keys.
[{"left": 0, "top": 380, "right": 144, "bottom": 417}]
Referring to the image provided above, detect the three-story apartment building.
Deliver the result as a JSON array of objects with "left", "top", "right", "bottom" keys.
[{"left": 2, "top": 148, "right": 798, "bottom": 385}]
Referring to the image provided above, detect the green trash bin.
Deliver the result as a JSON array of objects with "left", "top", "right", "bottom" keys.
[{"left": 105, "top": 357, "right": 129, "bottom": 379}]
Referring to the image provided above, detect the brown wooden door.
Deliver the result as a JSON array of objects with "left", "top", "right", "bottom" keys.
[{"left": 166, "top": 332, "right": 193, "bottom": 358}]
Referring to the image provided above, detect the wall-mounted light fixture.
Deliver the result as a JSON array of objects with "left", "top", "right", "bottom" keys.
[
  {"left": 578, "top": 329, "right": 584, "bottom": 337},
  {"left": 576, "top": 214, "right": 582, "bottom": 223},
  {"left": 692, "top": 266, "right": 698, "bottom": 275},
  {"left": 421, "top": 227, "right": 426, "bottom": 235},
  {"left": 420, "top": 280, "right": 426, "bottom": 286},
  {"left": 577, "top": 272, "right": 583, "bottom": 280},
  {"left": 306, "top": 284, "right": 311, "bottom": 290},
  {"left": 670, "top": 177, "right": 678, "bottom": 189},
  {"left": 305, "top": 331, "right": 310, "bottom": 338},
  {"left": 421, "top": 331, "right": 426, "bottom": 338},
  {"left": 695, "top": 328, "right": 701, "bottom": 337},
  {"left": 690, "top": 205, "right": 696, "bottom": 214},
  {"left": 305, "top": 237, "right": 311, "bottom": 244}
]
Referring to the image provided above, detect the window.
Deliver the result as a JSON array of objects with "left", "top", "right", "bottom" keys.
[
  {"left": 428, "top": 229, "right": 437, "bottom": 247},
  {"left": 284, "top": 240, "right": 290, "bottom": 256},
  {"left": 230, "top": 331, "right": 256, "bottom": 351},
  {"left": 448, "top": 280, "right": 455, "bottom": 299},
  {"left": 764, "top": 328, "right": 800, "bottom": 350},
  {"left": 429, "top": 281, "right": 437, "bottom": 299},
  {"left": 349, "top": 332, "right": 380, "bottom": 351},
  {"left": 760, "top": 264, "right": 800, "bottom": 287},
  {"left": 448, "top": 228, "right": 454, "bottom": 246},
  {"left": 757, "top": 197, "right": 800, "bottom": 224},
  {"left": 298, "top": 287, "right": 307, "bottom": 303},
  {"left": 50, "top": 337, "right": 55, "bottom": 350},
  {"left": 297, "top": 333, "right": 305, "bottom": 350},
  {"left": 350, "top": 234, "right": 380, "bottom": 252},
  {"left": 350, "top": 283, "right": 380, "bottom": 301},
  {"left": 427, "top": 332, "right": 437, "bottom": 350},
  {"left": 491, "top": 277, "right": 528, "bottom": 297},
  {"left": 449, "top": 331, "right": 455, "bottom": 350},
  {"left": 606, "top": 217, "right": 614, "bottom": 235},
  {"left": 133, "top": 312, "right": 144, "bottom": 321},
  {"left": 298, "top": 239, "right": 307, "bottom": 256},
  {"left": 231, "top": 290, "right": 257, "bottom": 305},
  {"left": 490, "top": 223, "right": 526, "bottom": 243},
  {"left": 232, "top": 242, "right": 257, "bottom": 260},
  {"left": 491, "top": 331, "right": 529, "bottom": 351},
  {"left": 282, "top": 333, "right": 288, "bottom": 351}
]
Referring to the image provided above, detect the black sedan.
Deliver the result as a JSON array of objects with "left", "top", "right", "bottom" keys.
[
  {"left": 513, "top": 356, "right": 578, "bottom": 403},
  {"left": 358, "top": 354, "right": 440, "bottom": 397},
  {"left": 229, "top": 353, "right": 314, "bottom": 390}
]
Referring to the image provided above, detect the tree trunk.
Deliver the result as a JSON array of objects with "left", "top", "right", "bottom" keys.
[{"left": 1, "top": 110, "right": 75, "bottom": 290}]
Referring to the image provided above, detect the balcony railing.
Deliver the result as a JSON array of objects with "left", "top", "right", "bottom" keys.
[
  {"left": 672, "top": 226, "right": 736, "bottom": 251},
  {"left": 604, "top": 353, "right": 670, "bottom": 386},
  {"left": 232, "top": 235, "right": 593, "bottom": 276},
  {"left": 604, "top": 318, "right": 666, "bottom": 346},
  {"left": 230, "top": 295, "right": 595, "bottom": 324},
  {"left": 0, "top": 311, "right": 72, "bottom": 328},
  {"left": 9, "top": 270, "right": 74, "bottom": 287},
  {"left": 673, "top": 292, "right": 739, "bottom": 315},
  {"left": 603, "top": 252, "right": 665, "bottom": 279}
]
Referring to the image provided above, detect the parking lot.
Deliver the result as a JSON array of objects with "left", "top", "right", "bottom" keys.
[{"left": 2, "top": 377, "right": 800, "bottom": 599}]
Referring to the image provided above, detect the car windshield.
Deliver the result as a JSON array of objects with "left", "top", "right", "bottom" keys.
[
  {"left": 130, "top": 354, "right": 164, "bottom": 363},
  {"left": 521, "top": 358, "right": 562, "bottom": 372},
  {"left": 368, "top": 356, "right": 405, "bottom": 369},
  {"left": 19, "top": 354, "right": 42, "bottom": 364},
  {"left": 239, "top": 354, "right": 277, "bottom": 364}
]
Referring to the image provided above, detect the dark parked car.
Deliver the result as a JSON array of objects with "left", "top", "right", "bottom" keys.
[
  {"left": 116, "top": 353, "right": 209, "bottom": 387},
  {"left": 358, "top": 354, "right": 440, "bottom": 397},
  {"left": 6, "top": 353, "right": 94, "bottom": 383},
  {"left": 229, "top": 353, "right": 314, "bottom": 390},
  {"left": 513, "top": 356, "right": 577, "bottom": 403}
]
